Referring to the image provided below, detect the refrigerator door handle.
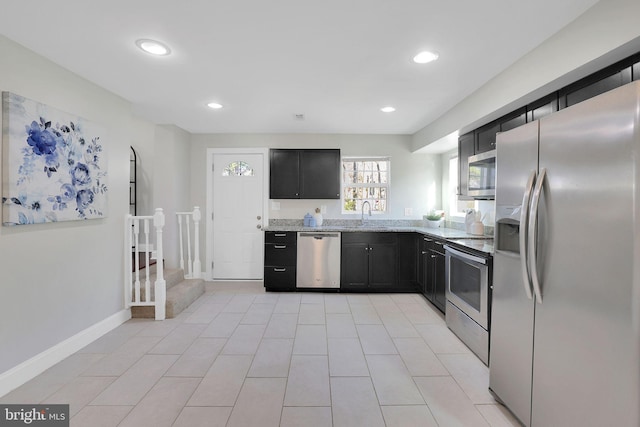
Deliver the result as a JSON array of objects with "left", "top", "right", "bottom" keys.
[
  {"left": 519, "top": 170, "right": 537, "bottom": 300},
  {"left": 528, "top": 167, "right": 547, "bottom": 303}
]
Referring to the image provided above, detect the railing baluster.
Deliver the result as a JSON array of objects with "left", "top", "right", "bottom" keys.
[
  {"left": 175, "top": 207, "right": 202, "bottom": 279},
  {"left": 177, "top": 215, "right": 185, "bottom": 272},
  {"left": 154, "top": 208, "right": 166, "bottom": 320},
  {"left": 192, "top": 207, "right": 201, "bottom": 279},
  {"left": 144, "top": 218, "right": 150, "bottom": 303},
  {"left": 186, "top": 215, "right": 193, "bottom": 277},
  {"left": 133, "top": 218, "right": 141, "bottom": 303}
]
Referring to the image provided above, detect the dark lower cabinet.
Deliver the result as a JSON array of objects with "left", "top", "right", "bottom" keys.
[
  {"left": 341, "top": 233, "right": 397, "bottom": 292},
  {"left": 430, "top": 242, "right": 446, "bottom": 313},
  {"left": 264, "top": 231, "right": 297, "bottom": 291},
  {"left": 417, "top": 235, "right": 446, "bottom": 313}
]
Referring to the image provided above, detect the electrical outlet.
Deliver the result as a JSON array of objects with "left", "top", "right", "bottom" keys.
[
  {"left": 404, "top": 208, "right": 413, "bottom": 216},
  {"left": 271, "top": 201, "right": 281, "bottom": 211},
  {"left": 321, "top": 205, "right": 327, "bottom": 214}
]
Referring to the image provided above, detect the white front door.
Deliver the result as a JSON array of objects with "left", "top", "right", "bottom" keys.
[{"left": 212, "top": 153, "right": 265, "bottom": 279}]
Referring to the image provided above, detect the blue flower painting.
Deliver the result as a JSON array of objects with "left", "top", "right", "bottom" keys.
[{"left": 2, "top": 92, "right": 108, "bottom": 225}]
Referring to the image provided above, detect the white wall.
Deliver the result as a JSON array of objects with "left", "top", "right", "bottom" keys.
[
  {"left": 190, "top": 133, "right": 441, "bottom": 270},
  {"left": 129, "top": 117, "right": 157, "bottom": 216},
  {"left": 153, "top": 125, "right": 192, "bottom": 269},
  {"left": 0, "top": 36, "right": 131, "bottom": 375},
  {"left": 190, "top": 133, "right": 440, "bottom": 219},
  {"left": 412, "top": 0, "right": 640, "bottom": 150}
]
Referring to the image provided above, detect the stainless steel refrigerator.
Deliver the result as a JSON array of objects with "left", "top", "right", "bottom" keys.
[{"left": 490, "top": 81, "right": 640, "bottom": 427}]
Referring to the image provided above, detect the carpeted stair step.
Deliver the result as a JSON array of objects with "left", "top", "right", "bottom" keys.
[{"left": 131, "top": 269, "right": 205, "bottom": 319}]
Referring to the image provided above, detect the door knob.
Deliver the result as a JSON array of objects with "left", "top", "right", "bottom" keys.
[
  {"left": 257, "top": 215, "right": 262, "bottom": 220},
  {"left": 256, "top": 224, "right": 262, "bottom": 229}
]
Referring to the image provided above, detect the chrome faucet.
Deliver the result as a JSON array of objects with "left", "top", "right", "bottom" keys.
[{"left": 361, "top": 201, "right": 372, "bottom": 225}]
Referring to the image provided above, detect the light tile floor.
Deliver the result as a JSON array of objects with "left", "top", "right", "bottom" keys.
[{"left": 1, "top": 282, "right": 522, "bottom": 427}]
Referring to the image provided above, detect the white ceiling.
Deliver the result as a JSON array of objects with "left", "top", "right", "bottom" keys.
[{"left": 1, "top": 0, "right": 598, "bottom": 136}]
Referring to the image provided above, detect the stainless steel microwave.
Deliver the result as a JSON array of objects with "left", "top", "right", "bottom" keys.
[{"left": 468, "top": 150, "right": 496, "bottom": 199}]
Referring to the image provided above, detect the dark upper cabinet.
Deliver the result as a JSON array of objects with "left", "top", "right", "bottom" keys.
[
  {"left": 527, "top": 93, "right": 558, "bottom": 122},
  {"left": 299, "top": 150, "right": 341, "bottom": 199},
  {"left": 500, "top": 108, "right": 526, "bottom": 133},
  {"left": 634, "top": 60, "right": 640, "bottom": 81},
  {"left": 475, "top": 121, "right": 500, "bottom": 154},
  {"left": 559, "top": 66, "right": 632, "bottom": 109},
  {"left": 270, "top": 150, "right": 300, "bottom": 198},
  {"left": 270, "top": 149, "right": 340, "bottom": 199},
  {"left": 458, "top": 132, "right": 475, "bottom": 198}
]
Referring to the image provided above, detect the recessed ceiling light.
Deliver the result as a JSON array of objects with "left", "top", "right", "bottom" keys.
[
  {"left": 413, "top": 51, "right": 439, "bottom": 64},
  {"left": 207, "top": 102, "right": 223, "bottom": 109},
  {"left": 135, "top": 39, "right": 171, "bottom": 56},
  {"left": 381, "top": 106, "right": 396, "bottom": 113}
]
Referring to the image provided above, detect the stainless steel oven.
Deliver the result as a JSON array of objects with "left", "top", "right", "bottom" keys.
[{"left": 444, "top": 244, "right": 492, "bottom": 365}]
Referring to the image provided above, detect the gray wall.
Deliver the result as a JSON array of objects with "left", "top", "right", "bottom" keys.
[
  {"left": 412, "top": 0, "right": 640, "bottom": 150},
  {"left": 0, "top": 36, "right": 132, "bottom": 374},
  {"left": 189, "top": 133, "right": 441, "bottom": 272}
]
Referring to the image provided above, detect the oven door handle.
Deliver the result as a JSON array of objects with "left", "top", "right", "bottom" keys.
[{"left": 443, "top": 245, "right": 487, "bottom": 265}]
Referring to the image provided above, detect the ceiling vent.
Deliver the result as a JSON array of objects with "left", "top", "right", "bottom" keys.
[{"left": 294, "top": 113, "right": 305, "bottom": 121}]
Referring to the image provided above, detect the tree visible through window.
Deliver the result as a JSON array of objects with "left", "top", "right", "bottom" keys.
[{"left": 342, "top": 158, "right": 389, "bottom": 213}]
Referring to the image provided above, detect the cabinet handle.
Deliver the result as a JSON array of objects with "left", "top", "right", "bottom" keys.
[
  {"left": 424, "top": 238, "right": 432, "bottom": 242},
  {"left": 273, "top": 268, "right": 286, "bottom": 272},
  {"left": 434, "top": 241, "right": 443, "bottom": 246},
  {"left": 274, "top": 233, "right": 287, "bottom": 237},
  {"left": 274, "top": 245, "right": 287, "bottom": 249},
  {"left": 431, "top": 254, "right": 437, "bottom": 258}
]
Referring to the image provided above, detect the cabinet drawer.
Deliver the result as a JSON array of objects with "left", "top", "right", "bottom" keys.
[
  {"left": 265, "top": 243, "right": 297, "bottom": 266},
  {"left": 264, "top": 266, "right": 296, "bottom": 289},
  {"left": 342, "top": 232, "right": 397, "bottom": 245},
  {"left": 265, "top": 231, "right": 297, "bottom": 244}
]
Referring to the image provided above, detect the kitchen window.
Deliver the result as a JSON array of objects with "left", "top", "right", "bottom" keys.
[{"left": 342, "top": 157, "right": 389, "bottom": 214}]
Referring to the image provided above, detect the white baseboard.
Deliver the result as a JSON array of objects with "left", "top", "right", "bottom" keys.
[{"left": 0, "top": 308, "right": 131, "bottom": 397}]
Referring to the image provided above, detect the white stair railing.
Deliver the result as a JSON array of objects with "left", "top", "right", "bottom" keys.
[
  {"left": 125, "top": 208, "right": 166, "bottom": 320},
  {"left": 176, "top": 206, "right": 201, "bottom": 279}
]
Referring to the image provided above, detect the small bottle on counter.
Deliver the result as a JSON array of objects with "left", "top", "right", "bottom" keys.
[{"left": 303, "top": 213, "right": 312, "bottom": 227}]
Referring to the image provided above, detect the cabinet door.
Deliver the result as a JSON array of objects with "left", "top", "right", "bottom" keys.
[
  {"left": 417, "top": 236, "right": 431, "bottom": 295},
  {"left": 432, "top": 250, "right": 446, "bottom": 313},
  {"left": 458, "top": 132, "right": 475, "bottom": 198},
  {"left": 300, "top": 149, "right": 340, "bottom": 199},
  {"left": 500, "top": 109, "right": 526, "bottom": 133},
  {"left": 270, "top": 149, "right": 300, "bottom": 199},
  {"left": 475, "top": 121, "right": 500, "bottom": 153},
  {"left": 397, "top": 233, "right": 417, "bottom": 291},
  {"left": 341, "top": 242, "right": 369, "bottom": 291},
  {"left": 527, "top": 93, "right": 558, "bottom": 122},
  {"left": 559, "top": 66, "right": 632, "bottom": 109},
  {"left": 368, "top": 242, "right": 397, "bottom": 290},
  {"left": 264, "top": 266, "right": 296, "bottom": 291}
]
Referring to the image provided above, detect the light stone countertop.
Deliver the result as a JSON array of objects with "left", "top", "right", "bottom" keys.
[{"left": 263, "top": 225, "right": 494, "bottom": 254}]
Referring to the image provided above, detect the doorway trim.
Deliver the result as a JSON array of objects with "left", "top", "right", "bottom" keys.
[{"left": 205, "top": 147, "right": 270, "bottom": 281}]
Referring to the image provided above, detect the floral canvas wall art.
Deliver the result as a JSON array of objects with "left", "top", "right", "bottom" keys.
[{"left": 2, "top": 92, "right": 107, "bottom": 225}]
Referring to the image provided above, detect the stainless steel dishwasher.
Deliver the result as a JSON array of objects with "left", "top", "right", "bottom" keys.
[{"left": 296, "top": 232, "right": 341, "bottom": 288}]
